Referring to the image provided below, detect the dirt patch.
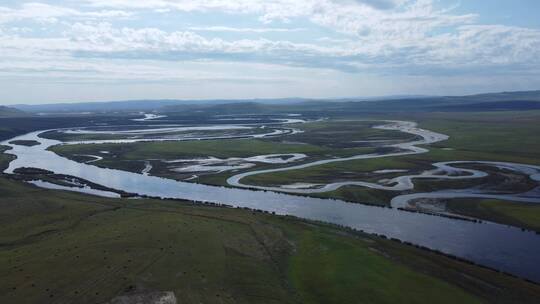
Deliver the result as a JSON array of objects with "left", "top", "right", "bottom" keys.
[{"left": 107, "top": 291, "right": 177, "bottom": 304}]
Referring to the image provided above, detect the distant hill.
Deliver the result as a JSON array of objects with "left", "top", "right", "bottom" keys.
[
  {"left": 13, "top": 100, "right": 182, "bottom": 113},
  {"left": 9, "top": 90, "right": 540, "bottom": 114},
  {"left": 11, "top": 96, "right": 429, "bottom": 113},
  {"left": 0, "top": 106, "right": 25, "bottom": 117},
  {"left": 12, "top": 98, "right": 309, "bottom": 113},
  {"left": 163, "top": 90, "right": 540, "bottom": 115},
  {"left": 351, "top": 90, "right": 540, "bottom": 112},
  {"left": 425, "top": 100, "right": 540, "bottom": 112}
]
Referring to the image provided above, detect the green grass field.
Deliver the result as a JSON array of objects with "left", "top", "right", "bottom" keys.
[
  {"left": 1, "top": 176, "right": 540, "bottom": 303},
  {"left": 3, "top": 113, "right": 540, "bottom": 303},
  {"left": 244, "top": 112, "right": 540, "bottom": 199},
  {"left": 0, "top": 145, "right": 14, "bottom": 172},
  {"left": 242, "top": 146, "right": 534, "bottom": 204},
  {"left": 244, "top": 111, "right": 540, "bottom": 190},
  {"left": 50, "top": 138, "right": 347, "bottom": 181},
  {"left": 412, "top": 111, "right": 540, "bottom": 164},
  {"left": 47, "top": 113, "right": 540, "bottom": 229},
  {"left": 43, "top": 128, "right": 267, "bottom": 143},
  {"left": 242, "top": 154, "right": 419, "bottom": 187},
  {"left": 278, "top": 120, "right": 416, "bottom": 148},
  {"left": 446, "top": 199, "right": 540, "bottom": 232},
  {"left": 50, "top": 120, "right": 408, "bottom": 163},
  {"left": 290, "top": 231, "right": 478, "bottom": 304},
  {"left": 56, "top": 139, "right": 327, "bottom": 160},
  {"left": 49, "top": 120, "right": 398, "bottom": 184},
  {"left": 235, "top": 112, "right": 540, "bottom": 230}
]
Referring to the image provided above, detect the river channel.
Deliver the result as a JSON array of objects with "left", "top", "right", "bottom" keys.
[{"left": 2, "top": 121, "right": 540, "bottom": 282}]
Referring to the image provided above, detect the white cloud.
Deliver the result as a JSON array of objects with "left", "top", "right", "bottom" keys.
[
  {"left": 355, "top": 0, "right": 406, "bottom": 10},
  {"left": 0, "top": 2, "right": 132, "bottom": 24},
  {"left": 1, "top": 19, "right": 539, "bottom": 75},
  {"left": 63, "top": 22, "right": 327, "bottom": 54},
  {"left": 187, "top": 26, "right": 306, "bottom": 33},
  {"left": 0, "top": 0, "right": 539, "bottom": 102},
  {"left": 81, "top": 0, "right": 475, "bottom": 36}
]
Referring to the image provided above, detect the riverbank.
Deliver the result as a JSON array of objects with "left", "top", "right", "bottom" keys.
[
  {"left": 1, "top": 176, "right": 539, "bottom": 303},
  {"left": 4, "top": 123, "right": 540, "bottom": 282},
  {"left": 446, "top": 198, "right": 540, "bottom": 232}
]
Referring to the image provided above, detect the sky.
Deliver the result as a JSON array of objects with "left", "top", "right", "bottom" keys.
[{"left": 0, "top": 0, "right": 539, "bottom": 104}]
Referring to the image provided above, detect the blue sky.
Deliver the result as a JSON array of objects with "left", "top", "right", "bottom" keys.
[{"left": 0, "top": 0, "right": 539, "bottom": 104}]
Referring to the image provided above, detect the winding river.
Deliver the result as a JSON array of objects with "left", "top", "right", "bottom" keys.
[
  {"left": 227, "top": 121, "right": 540, "bottom": 208},
  {"left": 2, "top": 120, "right": 540, "bottom": 282}
]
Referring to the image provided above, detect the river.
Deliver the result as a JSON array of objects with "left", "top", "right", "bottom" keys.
[{"left": 2, "top": 121, "right": 540, "bottom": 282}]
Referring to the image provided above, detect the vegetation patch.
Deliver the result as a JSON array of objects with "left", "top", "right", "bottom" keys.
[
  {"left": 8, "top": 140, "right": 40, "bottom": 147},
  {"left": 289, "top": 230, "right": 480, "bottom": 304},
  {"left": 1, "top": 177, "right": 538, "bottom": 303},
  {"left": 0, "top": 145, "right": 14, "bottom": 172},
  {"left": 446, "top": 199, "right": 540, "bottom": 232}
]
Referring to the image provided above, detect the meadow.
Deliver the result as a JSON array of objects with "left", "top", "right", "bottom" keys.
[
  {"left": 244, "top": 112, "right": 540, "bottom": 213},
  {"left": 46, "top": 112, "right": 540, "bottom": 231},
  {"left": 2, "top": 95, "right": 540, "bottom": 303},
  {"left": 49, "top": 120, "right": 401, "bottom": 182},
  {"left": 1, "top": 175, "right": 539, "bottom": 303},
  {"left": 446, "top": 199, "right": 540, "bottom": 232}
]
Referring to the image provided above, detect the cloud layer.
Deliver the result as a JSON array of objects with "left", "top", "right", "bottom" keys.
[{"left": 0, "top": 0, "right": 539, "bottom": 103}]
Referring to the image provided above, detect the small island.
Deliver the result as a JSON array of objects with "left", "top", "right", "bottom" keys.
[{"left": 8, "top": 140, "right": 41, "bottom": 147}]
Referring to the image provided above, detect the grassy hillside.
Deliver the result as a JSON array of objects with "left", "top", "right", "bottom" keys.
[
  {"left": 2, "top": 105, "right": 540, "bottom": 302},
  {"left": 1, "top": 175, "right": 539, "bottom": 303}
]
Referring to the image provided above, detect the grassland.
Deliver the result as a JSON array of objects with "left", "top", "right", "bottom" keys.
[
  {"left": 50, "top": 120, "right": 409, "bottom": 161},
  {"left": 50, "top": 138, "right": 353, "bottom": 181},
  {"left": 42, "top": 127, "right": 267, "bottom": 142},
  {"left": 410, "top": 111, "right": 540, "bottom": 164},
  {"left": 243, "top": 155, "right": 418, "bottom": 187},
  {"left": 244, "top": 112, "right": 540, "bottom": 202},
  {"left": 446, "top": 199, "right": 540, "bottom": 232},
  {"left": 242, "top": 146, "right": 536, "bottom": 204},
  {"left": 274, "top": 120, "right": 416, "bottom": 148},
  {"left": 8, "top": 140, "right": 41, "bottom": 147},
  {"left": 245, "top": 111, "right": 540, "bottom": 188},
  {"left": 2, "top": 105, "right": 540, "bottom": 302},
  {"left": 235, "top": 112, "right": 540, "bottom": 230},
  {"left": 49, "top": 120, "right": 405, "bottom": 184},
  {"left": 0, "top": 115, "right": 134, "bottom": 142},
  {"left": 53, "top": 139, "right": 327, "bottom": 160},
  {"left": 47, "top": 113, "right": 540, "bottom": 228},
  {"left": 0, "top": 145, "right": 14, "bottom": 172},
  {"left": 1, "top": 175, "right": 540, "bottom": 303}
]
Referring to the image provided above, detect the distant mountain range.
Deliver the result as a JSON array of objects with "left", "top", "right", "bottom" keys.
[
  {"left": 11, "top": 98, "right": 312, "bottom": 113},
  {"left": 0, "top": 106, "right": 25, "bottom": 117},
  {"left": 8, "top": 90, "right": 540, "bottom": 114},
  {"left": 161, "top": 90, "right": 540, "bottom": 114},
  {"left": 8, "top": 95, "right": 433, "bottom": 113},
  {"left": 345, "top": 90, "right": 540, "bottom": 112}
]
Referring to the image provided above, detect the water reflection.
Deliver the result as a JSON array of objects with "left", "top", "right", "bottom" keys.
[{"left": 2, "top": 129, "right": 540, "bottom": 283}]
